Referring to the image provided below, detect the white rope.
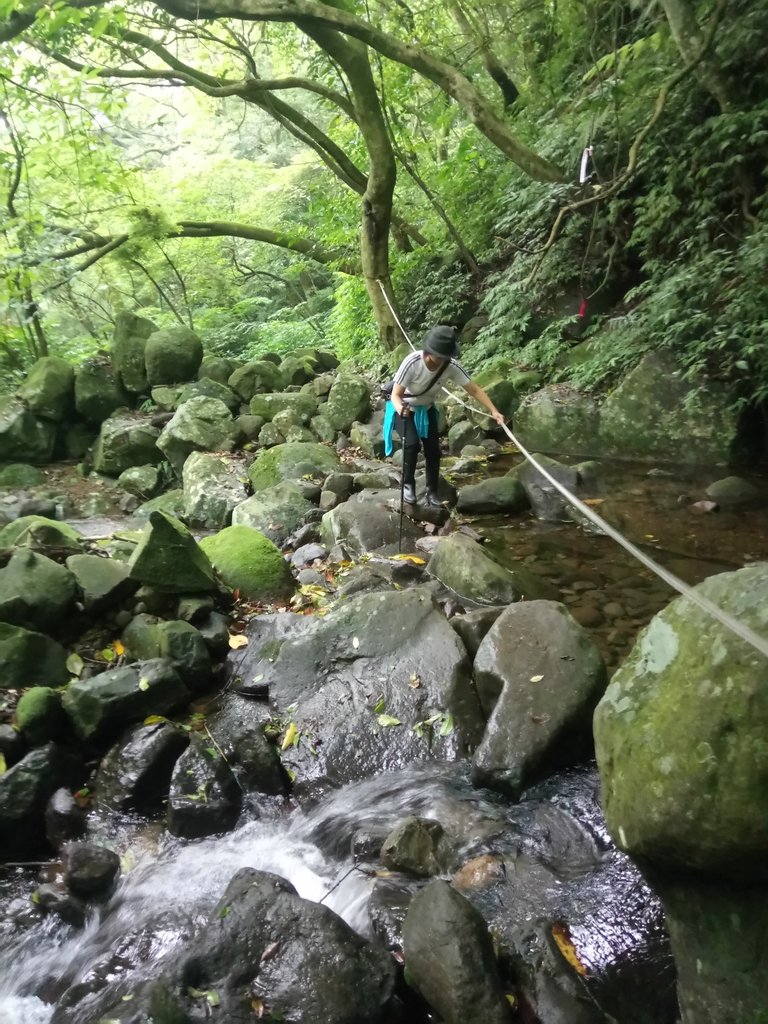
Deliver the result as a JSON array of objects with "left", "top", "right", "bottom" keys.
[{"left": 376, "top": 280, "right": 768, "bottom": 660}]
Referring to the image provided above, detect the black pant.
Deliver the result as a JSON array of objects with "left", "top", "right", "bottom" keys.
[{"left": 395, "top": 405, "right": 440, "bottom": 492}]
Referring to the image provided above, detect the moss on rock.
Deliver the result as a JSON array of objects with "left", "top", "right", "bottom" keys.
[{"left": 200, "top": 525, "right": 294, "bottom": 601}]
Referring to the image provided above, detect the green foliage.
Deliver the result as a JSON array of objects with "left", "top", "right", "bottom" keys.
[{"left": 326, "top": 277, "right": 377, "bottom": 365}]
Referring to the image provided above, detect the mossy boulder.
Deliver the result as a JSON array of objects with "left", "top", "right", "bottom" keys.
[
  {"left": 118, "top": 464, "right": 161, "bottom": 499},
  {"left": 133, "top": 489, "right": 185, "bottom": 522},
  {"left": 0, "top": 463, "right": 46, "bottom": 488},
  {"left": 15, "top": 687, "right": 67, "bottom": 745},
  {"left": 228, "top": 360, "right": 284, "bottom": 402},
  {"left": 594, "top": 564, "right": 768, "bottom": 878},
  {"left": 456, "top": 476, "right": 528, "bottom": 515},
  {"left": 247, "top": 441, "right": 340, "bottom": 492},
  {"left": 92, "top": 415, "right": 162, "bottom": 476},
  {"left": 112, "top": 312, "right": 157, "bottom": 394},
  {"left": 128, "top": 511, "right": 217, "bottom": 593},
  {"left": 0, "top": 622, "right": 69, "bottom": 689},
  {"left": 182, "top": 452, "right": 248, "bottom": 530},
  {"left": 514, "top": 383, "right": 601, "bottom": 457},
  {"left": 324, "top": 374, "right": 371, "bottom": 433},
  {"left": 231, "top": 482, "right": 314, "bottom": 545},
  {"left": 0, "top": 396, "right": 57, "bottom": 464},
  {"left": 427, "top": 533, "right": 553, "bottom": 606},
  {"left": 150, "top": 385, "right": 184, "bottom": 412},
  {"left": 74, "top": 358, "right": 130, "bottom": 424},
  {"left": 279, "top": 353, "right": 317, "bottom": 386},
  {"left": 19, "top": 356, "right": 75, "bottom": 421},
  {"left": 200, "top": 525, "right": 294, "bottom": 601},
  {"left": 0, "top": 516, "right": 83, "bottom": 556},
  {"left": 144, "top": 326, "right": 204, "bottom": 386},
  {"left": 178, "top": 377, "right": 240, "bottom": 414},
  {"left": 156, "top": 396, "right": 236, "bottom": 477},
  {"left": 199, "top": 356, "right": 239, "bottom": 385},
  {"left": 249, "top": 392, "right": 319, "bottom": 423},
  {"left": 0, "top": 549, "right": 77, "bottom": 633}
]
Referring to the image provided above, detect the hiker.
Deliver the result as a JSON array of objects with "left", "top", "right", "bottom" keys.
[{"left": 383, "top": 325, "right": 506, "bottom": 507}]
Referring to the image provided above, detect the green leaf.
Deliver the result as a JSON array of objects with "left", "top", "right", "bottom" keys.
[
  {"left": 138, "top": 677, "right": 150, "bottom": 691},
  {"left": 377, "top": 714, "right": 401, "bottom": 728},
  {"left": 219, "top": 905, "right": 231, "bottom": 919},
  {"left": 101, "top": 647, "right": 116, "bottom": 663},
  {"left": 439, "top": 712, "right": 454, "bottom": 737},
  {"left": 373, "top": 694, "right": 386, "bottom": 714},
  {"left": 66, "top": 652, "right": 84, "bottom": 677},
  {"left": 0, "top": 752, "right": 6, "bottom": 775}
]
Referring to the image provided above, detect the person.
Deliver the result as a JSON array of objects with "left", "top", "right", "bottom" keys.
[{"left": 383, "top": 325, "right": 506, "bottom": 507}]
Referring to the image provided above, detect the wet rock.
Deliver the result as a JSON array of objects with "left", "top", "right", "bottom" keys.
[
  {"left": 320, "top": 491, "right": 421, "bottom": 558},
  {"left": 0, "top": 721, "right": 25, "bottom": 767},
  {"left": 45, "top": 787, "right": 87, "bottom": 850},
  {"left": 704, "top": 474, "right": 761, "bottom": 506},
  {"left": 176, "top": 594, "right": 214, "bottom": 623},
  {"left": 402, "top": 878, "right": 509, "bottom": 1024},
  {"left": 36, "top": 882, "right": 87, "bottom": 927},
  {"left": 182, "top": 451, "right": 248, "bottom": 529},
  {"left": 121, "top": 612, "right": 161, "bottom": 660},
  {"left": 167, "top": 733, "right": 241, "bottom": 838},
  {"left": 15, "top": 686, "right": 67, "bottom": 745},
  {"left": 176, "top": 867, "right": 395, "bottom": 1023},
  {"left": 231, "top": 482, "right": 315, "bottom": 546},
  {"left": 65, "top": 553, "right": 137, "bottom": 612},
  {"left": 513, "top": 454, "right": 584, "bottom": 522},
  {"left": 0, "top": 744, "right": 82, "bottom": 859},
  {"left": 156, "top": 395, "right": 236, "bottom": 477},
  {"left": 447, "top": 419, "right": 485, "bottom": 453},
  {"left": 111, "top": 311, "right": 156, "bottom": 393},
  {"left": 450, "top": 606, "right": 506, "bottom": 659},
  {"left": 157, "top": 620, "right": 211, "bottom": 691},
  {"left": 0, "top": 395, "right": 57, "bottom": 463},
  {"left": 290, "top": 542, "right": 328, "bottom": 567},
  {"left": 456, "top": 476, "right": 528, "bottom": 515},
  {"left": 381, "top": 816, "right": 447, "bottom": 876},
  {"left": 144, "top": 326, "right": 203, "bottom": 385},
  {"left": 196, "top": 610, "right": 231, "bottom": 655},
  {"left": 206, "top": 693, "right": 289, "bottom": 799},
  {"left": 96, "top": 720, "right": 189, "bottom": 813},
  {"left": 64, "top": 842, "right": 120, "bottom": 898},
  {"left": 570, "top": 603, "right": 604, "bottom": 627},
  {"left": 92, "top": 415, "right": 162, "bottom": 477},
  {"left": 247, "top": 440, "right": 340, "bottom": 491},
  {"left": 428, "top": 532, "right": 551, "bottom": 606},
  {"left": 0, "top": 549, "right": 77, "bottom": 632},
  {"left": 178, "top": 376, "right": 240, "bottom": 413},
  {"left": 62, "top": 658, "right": 190, "bottom": 742},
  {"left": 689, "top": 499, "right": 719, "bottom": 514},
  {"left": 128, "top": 511, "right": 217, "bottom": 592},
  {"left": 472, "top": 601, "right": 607, "bottom": 798},
  {"left": 19, "top": 356, "right": 75, "bottom": 421},
  {"left": 74, "top": 358, "right": 130, "bottom": 424},
  {"left": 0, "top": 515, "right": 83, "bottom": 555},
  {"left": 0, "top": 621, "right": 69, "bottom": 689},
  {"left": 118, "top": 464, "right": 161, "bottom": 499}
]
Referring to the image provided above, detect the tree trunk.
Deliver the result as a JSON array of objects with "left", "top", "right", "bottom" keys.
[{"left": 659, "top": 0, "right": 732, "bottom": 111}]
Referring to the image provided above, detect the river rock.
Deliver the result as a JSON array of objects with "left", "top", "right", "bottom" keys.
[
  {"left": 157, "top": 620, "right": 211, "bottom": 691},
  {"left": 0, "top": 515, "right": 83, "bottom": 555},
  {"left": 128, "top": 511, "right": 217, "bottom": 592},
  {"left": 64, "top": 842, "right": 120, "bottom": 898},
  {"left": 349, "top": 411, "right": 385, "bottom": 458},
  {"left": 206, "top": 692, "right": 289, "bottom": 799},
  {"left": 249, "top": 391, "right": 319, "bottom": 423},
  {"left": 200, "top": 524, "right": 294, "bottom": 600},
  {"left": 62, "top": 658, "right": 190, "bottom": 741},
  {"left": 0, "top": 549, "right": 77, "bottom": 632},
  {"left": 150, "top": 384, "right": 183, "bottom": 411},
  {"left": 450, "top": 606, "right": 506, "bottom": 659},
  {"left": 95, "top": 720, "right": 189, "bottom": 813},
  {"left": 381, "top": 816, "right": 447, "bottom": 876},
  {"left": 199, "top": 354, "right": 238, "bottom": 384},
  {"left": 324, "top": 373, "right": 371, "bottom": 432},
  {"left": 512, "top": 454, "right": 583, "bottom": 522},
  {"left": 111, "top": 312, "right": 157, "bottom": 393},
  {"left": 447, "top": 420, "right": 485, "bottom": 453},
  {"left": 144, "top": 326, "right": 203, "bottom": 385},
  {"left": 0, "top": 463, "right": 45, "bottom": 488},
  {"left": 235, "top": 412, "right": 265, "bottom": 444},
  {"left": 182, "top": 451, "right": 248, "bottom": 529},
  {"left": 232, "top": 482, "right": 315, "bottom": 545},
  {"left": 74, "top": 357, "right": 130, "bottom": 424},
  {"left": 249, "top": 587, "right": 483, "bottom": 800},
  {"left": 428, "top": 532, "right": 551, "bottom": 606},
  {"left": 133, "top": 489, "right": 184, "bottom": 522},
  {"left": 0, "top": 395, "right": 57, "bottom": 463},
  {"left": 259, "top": 420, "right": 286, "bottom": 447},
  {"left": 15, "top": 686, "right": 67, "bottom": 745},
  {"left": 471, "top": 601, "right": 607, "bottom": 797},
  {"left": 402, "top": 879, "right": 509, "bottom": 1024},
  {"left": 166, "top": 732, "right": 241, "bottom": 838},
  {"left": 156, "top": 395, "right": 236, "bottom": 477},
  {"left": 280, "top": 352, "right": 317, "bottom": 386},
  {"left": 65, "top": 553, "right": 136, "bottom": 612},
  {"left": 174, "top": 867, "right": 395, "bottom": 1022},
  {"left": 704, "top": 474, "right": 761, "bottom": 506},
  {"left": 45, "top": 787, "right": 87, "bottom": 850},
  {"left": 0, "top": 621, "right": 69, "bottom": 689},
  {"left": 117, "top": 465, "right": 161, "bottom": 499},
  {"left": 228, "top": 359, "right": 284, "bottom": 401},
  {"left": 247, "top": 440, "right": 340, "bottom": 491},
  {"left": 0, "top": 744, "right": 82, "bottom": 859},
  {"left": 19, "top": 355, "right": 75, "bottom": 421},
  {"left": 456, "top": 475, "right": 528, "bottom": 514},
  {"left": 177, "top": 376, "right": 240, "bottom": 413},
  {"left": 92, "top": 415, "right": 162, "bottom": 476},
  {"left": 594, "top": 564, "right": 768, "bottom": 877},
  {"left": 0, "top": 722, "right": 25, "bottom": 767},
  {"left": 320, "top": 491, "right": 421, "bottom": 558},
  {"left": 514, "top": 383, "right": 601, "bottom": 456}
]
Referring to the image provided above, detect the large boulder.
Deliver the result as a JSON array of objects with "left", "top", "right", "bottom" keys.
[
  {"left": 427, "top": 533, "right": 552, "bottom": 606},
  {"left": 0, "top": 396, "right": 57, "bottom": 463},
  {"left": 0, "top": 744, "right": 82, "bottom": 859},
  {"left": 456, "top": 476, "right": 528, "bottom": 515},
  {"left": 19, "top": 356, "right": 75, "bottom": 421},
  {"left": 594, "top": 565, "right": 768, "bottom": 877},
  {"left": 0, "top": 621, "right": 69, "bottom": 689},
  {"left": 512, "top": 454, "right": 587, "bottom": 524},
  {"left": 231, "top": 481, "right": 314, "bottom": 545},
  {"left": 74, "top": 358, "right": 130, "bottom": 424},
  {"left": 514, "top": 383, "right": 601, "bottom": 457},
  {"left": 471, "top": 601, "right": 607, "bottom": 797},
  {"left": 598, "top": 351, "right": 741, "bottom": 465},
  {"left": 200, "top": 525, "right": 294, "bottom": 601},
  {"left": 111, "top": 312, "right": 157, "bottom": 393},
  {"left": 199, "top": 355, "right": 239, "bottom": 384},
  {"left": 249, "top": 391, "right": 319, "bottom": 423},
  {"left": 0, "top": 463, "right": 45, "bottom": 488},
  {"left": 323, "top": 373, "right": 371, "bottom": 433},
  {"left": 95, "top": 720, "right": 189, "bottom": 813},
  {"left": 0, "top": 549, "right": 77, "bottom": 633},
  {"left": 166, "top": 732, "right": 241, "bottom": 838},
  {"left": 182, "top": 451, "right": 248, "bottom": 529},
  {"left": 0, "top": 515, "right": 83, "bottom": 555},
  {"left": 177, "top": 377, "right": 240, "bottom": 413},
  {"left": 228, "top": 359, "right": 284, "bottom": 402},
  {"left": 248, "top": 440, "right": 340, "bottom": 491},
  {"left": 144, "top": 326, "right": 203, "bottom": 385},
  {"left": 156, "top": 395, "right": 236, "bottom": 477},
  {"left": 62, "top": 658, "right": 190, "bottom": 741},
  {"left": 65, "top": 553, "right": 137, "bottom": 612},
  {"left": 128, "top": 511, "right": 217, "bottom": 592},
  {"left": 320, "top": 491, "right": 421, "bottom": 558},
  {"left": 402, "top": 879, "right": 509, "bottom": 1024},
  {"left": 92, "top": 414, "right": 162, "bottom": 476}
]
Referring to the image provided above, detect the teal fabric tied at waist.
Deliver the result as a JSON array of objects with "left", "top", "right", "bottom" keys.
[{"left": 383, "top": 401, "right": 430, "bottom": 457}]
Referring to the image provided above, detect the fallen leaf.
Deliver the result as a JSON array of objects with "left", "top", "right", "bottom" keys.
[
  {"left": 352, "top": 636, "right": 360, "bottom": 649},
  {"left": 281, "top": 722, "right": 299, "bottom": 750},
  {"left": 66, "top": 652, "right": 84, "bottom": 677},
  {"left": 583, "top": 498, "right": 604, "bottom": 506},
  {"left": 408, "top": 673, "right": 421, "bottom": 689},
  {"left": 0, "top": 753, "right": 5, "bottom": 775},
  {"left": 138, "top": 677, "right": 150, "bottom": 692},
  {"left": 552, "top": 922, "right": 589, "bottom": 976},
  {"left": 439, "top": 712, "right": 454, "bottom": 737},
  {"left": 373, "top": 694, "right": 386, "bottom": 713},
  {"left": 506, "top": 994, "right": 517, "bottom": 1007},
  {"left": 101, "top": 647, "right": 116, "bottom": 662},
  {"left": 228, "top": 634, "right": 249, "bottom": 649},
  {"left": 251, "top": 997, "right": 265, "bottom": 1018},
  {"left": 530, "top": 674, "right": 544, "bottom": 683},
  {"left": 206, "top": 991, "right": 220, "bottom": 1008},
  {"left": 143, "top": 715, "right": 169, "bottom": 725},
  {"left": 390, "top": 554, "right": 426, "bottom": 565},
  {"left": 113, "top": 640, "right": 125, "bottom": 657},
  {"left": 261, "top": 940, "right": 281, "bottom": 962},
  {"left": 377, "top": 714, "right": 402, "bottom": 727}
]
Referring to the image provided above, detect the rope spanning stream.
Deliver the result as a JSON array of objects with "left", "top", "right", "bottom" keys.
[{"left": 376, "top": 280, "right": 768, "bottom": 660}]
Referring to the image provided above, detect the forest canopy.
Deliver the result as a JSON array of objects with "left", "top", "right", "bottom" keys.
[{"left": 1, "top": 0, "right": 767, "bottom": 406}]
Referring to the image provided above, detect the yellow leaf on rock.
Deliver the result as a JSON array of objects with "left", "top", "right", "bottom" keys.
[
  {"left": 138, "top": 677, "right": 150, "bottom": 692},
  {"left": 281, "top": 722, "right": 299, "bottom": 750},
  {"left": 530, "top": 674, "right": 544, "bottom": 683},
  {"left": 113, "top": 640, "right": 125, "bottom": 656},
  {"left": 0, "top": 753, "right": 6, "bottom": 775},
  {"left": 552, "top": 922, "right": 589, "bottom": 976},
  {"left": 228, "top": 634, "right": 248, "bottom": 649},
  {"left": 390, "top": 554, "right": 426, "bottom": 565}
]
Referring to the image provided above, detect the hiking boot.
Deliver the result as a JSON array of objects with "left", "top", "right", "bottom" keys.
[
  {"left": 403, "top": 483, "right": 416, "bottom": 504},
  {"left": 425, "top": 490, "right": 443, "bottom": 508}
]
